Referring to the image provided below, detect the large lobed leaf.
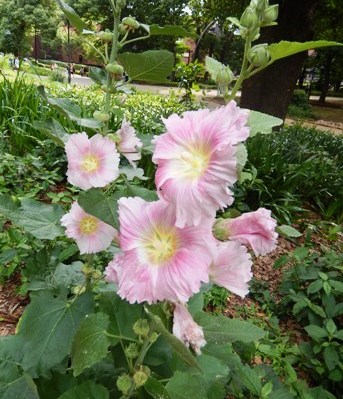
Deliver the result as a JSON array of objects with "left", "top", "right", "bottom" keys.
[
  {"left": 248, "top": 110, "right": 283, "bottom": 137},
  {"left": 205, "top": 56, "right": 225, "bottom": 82},
  {"left": 71, "top": 312, "right": 110, "bottom": 376},
  {"left": 117, "top": 50, "right": 174, "bottom": 83},
  {"left": 58, "top": 381, "right": 109, "bottom": 399},
  {"left": 268, "top": 40, "right": 342, "bottom": 63},
  {"left": 17, "top": 291, "right": 93, "bottom": 377}
]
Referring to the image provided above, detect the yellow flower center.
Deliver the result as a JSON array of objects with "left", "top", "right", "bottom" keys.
[
  {"left": 80, "top": 216, "right": 98, "bottom": 235},
  {"left": 81, "top": 155, "right": 100, "bottom": 173},
  {"left": 179, "top": 143, "right": 211, "bottom": 180},
  {"left": 143, "top": 227, "right": 179, "bottom": 265}
]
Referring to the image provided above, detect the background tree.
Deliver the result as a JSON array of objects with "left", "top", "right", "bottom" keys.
[
  {"left": 240, "top": 0, "right": 322, "bottom": 119},
  {"left": 0, "top": 0, "right": 60, "bottom": 56}
]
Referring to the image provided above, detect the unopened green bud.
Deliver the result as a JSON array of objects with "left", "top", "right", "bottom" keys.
[
  {"left": 98, "top": 29, "right": 113, "bottom": 42},
  {"left": 250, "top": 0, "right": 268, "bottom": 13},
  {"left": 72, "top": 285, "right": 86, "bottom": 295},
  {"left": 125, "top": 343, "right": 139, "bottom": 359},
  {"left": 247, "top": 44, "right": 270, "bottom": 67},
  {"left": 118, "top": 24, "right": 127, "bottom": 35},
  {"left": 261, "top": 4, "right": 279, "bottom": 25},
  {"left": 93, "top": 110, "right": 110, "bottom": 122},
  {"left": 149, "top": 331, "right": 159, "bottom": 343},
  {"left": 212, "top": 218, "right": 230, "bottom": 241},
  {"left": 216, "top": 66, "right": 234, "bottom": 86},
  {"left": 116, "top": 374, "right": 133, "bottom": 395},
  {"left": 122, "top": 16, "right": 140, "bottom": 30},
  {"left": 107, "top": 133, "right": 121, "bottom": 143},
  {"left": 92, "top": 270, "right": 102, "bottom": 279},
  {"left": 106, "top": 63, "right": 124, "bottom": 81},
  {"left": 240, "top": 6, "right": 259, "bottom": 28},
  {"left": 133, "top": 369, "right": 149, "bottom": 387},
  {"left": 133, "top": 319, "right": 150, "bottom": 337}
]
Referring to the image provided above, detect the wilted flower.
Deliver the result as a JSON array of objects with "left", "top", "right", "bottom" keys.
[
  {"left": 116, "top": 119, "right": 142, "bottom": 166},
  {"left": 172, "top": 303, "right": 206, "bottom": 355},
  {"left": 65, "top": 132, "right": 119, "bottom": 190},
  {"left": 210, "top": 241, "right": 252, "bottom": 297},
  {"left": 214, "top": 208, "right": 278, "bottom": 256},
  {"left": 109, "top": 197, "right": 216, "bottom": 304},
  {"left": 153, "top": 102, "right": 249, "bottom": 227},
  {"left": 61, "top": 201, "right": 117, "bottom": 254}
]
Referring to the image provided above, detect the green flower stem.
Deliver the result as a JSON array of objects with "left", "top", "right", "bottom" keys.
[
  {"left": 228, "top": 38, "right": 252, "bottom": 102},
  {"left": 134, "top": 323, "right": 155, "bottom": 368},
  {"left": 85, "top": 253, "right": 94, "bottom": 292},
  {"left": 245, "top": 59, "right": 274, "bottom": 79},
  {"left": 105, "top": 332, "right": 139, "bottom": 343},
  {"left": 121, "top": 34, "right": 151, "bottom": 47},
  {"left": 84, "top": 40, "right": 107, "bottom": 64}
]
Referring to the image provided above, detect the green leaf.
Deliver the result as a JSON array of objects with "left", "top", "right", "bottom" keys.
[
  {"left": 330, "top": 280, "right": 343, "bottom": 293},
  {"left": 71, "top": 312, "right": 110, "bottom": 376},
  {"left": 304, "top": 325, "right": 327, "bottom": 341},
  {"left": 33, "top": 119, "right": 69, "bottom": 147},
  {"left": 78, "top": 188, "right": 119, "bottom": 229},
  {"left": 307, "top": 279, "right": 323, "bottom": 294},
  {"left": 166, "top": 371, "right": 203, "bottom": 399},
  {"left": 55, "top": 0, "right": 86, "bottom": 33},
  {"left": 117, "top": 50, "right": 174, "bottom": 83},
  {"left": 98, "top": 293, "right": 143, "bottom": 344},
  {"left": 273, "top": 254, "right": 290, "bottom": 269},
  {"left": 144, "top": 377, "right": 170, "bottom": 399},
  {"left": 149, "top": 24, "right": 196, "bottom": 37},
  {"left": 146, "top": 309, "right": 200, "bottom": 370},
  {"left": 248, "top": 110, "right": 283, "bottom": 138},
  {"left": 0, "top": 194, "right": 20, "bottom": 221},
  {"left": 52, "top": 261, "right": 85, "bottom": 287},
  {"left": 17, "top": 291, "right": 93, "bottom": 377},
  {"left": 233, "top": 362, "right": 262, "bottom": 396},
  {"left": 196, "top": 313, "right": 265, "bottom": 344},
  {"left": 58, "top": 381, "right": 109, "bottom": 399},
  {"left": 119, "top": 166, "right": 148, "bottom": 181},
  {"left": 16, "top": 199, "right": 64, "bottom": 240},
  {"left": 268, "top": 40, "right": 343, "bottom": 63},
  {"left": 89, "top": 67, "right": 107, "bottom": 86},
  {"left": 323, "top": 346, "right": 339, "bottom": 371},
  {"left": 124, "top": 184, "right": 158, "bottom": 201},
  {"left": 293, "top": 246, "right": 309, "bottom": 261},
  {"left": 0, "top": 248, "right": 18, "bottom": 264},
  {"left": 205, "top": 56, "right": 225, "bottom": 82},
  {"left": 326, "top": 319, "right": 337, "bottom": 335},
  {"left": 277, "top": 225, "right": 302, "bottom": 238},
  {"left": 236, "top": 144, "right": 248, "bottom": 173},
  {"left": 308, "top": 302, "right": 326, "bottom": 318}
]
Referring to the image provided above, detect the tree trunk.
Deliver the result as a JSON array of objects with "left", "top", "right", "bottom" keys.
[
  {"left": 319, "top": 53, "right": 333, "bottom": 103},
  {"left": 240, "top": 0, "right": 320, "bottom": 119}
]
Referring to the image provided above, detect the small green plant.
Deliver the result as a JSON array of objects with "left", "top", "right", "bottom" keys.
[{"left": 174, "top": 61, "right": 204, "bottom": 102}]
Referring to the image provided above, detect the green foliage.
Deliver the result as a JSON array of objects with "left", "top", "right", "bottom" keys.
[
  {"left": 287, "top": 90, "right": 314, "bottom": 119},
  {"left": 235, "top": 125, "right": 343, "bottom": 223},
  {"left": 277, "top": 247, "right": 343, "bottom": 395},
  {"left": 174, "top": 61, "right": 204, "bottom": 101}
]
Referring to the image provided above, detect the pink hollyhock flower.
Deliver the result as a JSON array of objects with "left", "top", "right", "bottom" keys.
[
  {"left": 153, "top": 101, "right": 249, "bottom": 228},
  {"left": 210, "top": 241, "right": 252, "bottom": 298},
  {"left": 65, "top": 132, "right": 120, "bottom": 190},
  {"left": 61, "top": 201, "right": 117, "bottom": 254},
  {"left": 104, "top": 254, "right": 123, "bottom": 284},
  {"left": 172, "top": 303, "right": 206, "bottom": 355},
  {"left": 216, "top": 208, "right": 278, "bottom": 256},
  {"left": 116, "top": 119, "right": 142, "bottom": 166},
  {"left": 111, "top": 197, "right": 216, "bottom": 304}
]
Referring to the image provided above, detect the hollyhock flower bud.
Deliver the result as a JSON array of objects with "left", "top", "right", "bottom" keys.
[
  {"left": 116, "top": 119, "right": 142, "bottom": 166},
  {"left": 221, "top": 208, "right": 278, "bottom": 256},
  {"left": 65, "top": 132, "right": 119, "bottom": 190},
  {"left": 217, "top": 66, "right": 234, "bottom": 96},
  {"left": 133, "top": 319, "right": 150, "bottom": 337},
  {"left": 93, "top": 110, "right": 110, "bottom": 122},
  {"left": 213, "top": 218, "right": 230, "bottom": 241},
  {"left": 125, "top": 343, "right": 139, "bottom": 359},
  {"left": 210, "top": 241, "right": 252, "bottom": 297},
  {"left": 133, "top": 370, "right": 149, "bottom": 387},
  {"left": 261, "top": 4, "right": 279, "bottom": 25},
  {"left": 117, "top": 374, "right": 133, "bottom": 395},
  {"left": 247, "top": 44, "right": 270, "bottom": 67},
  {"left": 122, "top": 16, "right": 140, "bottom": 30},
  {"left": 61, "top": 201, "right": 117, "bottom": 254},
  {"left": 106, "top": 63, "right": 124, "bottom": 81},
  {"left": 172, "top": 303, "right": 206, "bottom": 355},
  {"left": 98, "top": 29, "right": 113, "bottom": 42},
  {"left": 240, "top": 6, "right": 259, "bottom": 28},
  {"left": 250, "top": 0, "right": 268, "bottom": 13},
  {"left": 118, "top": 24, "right": 127, "bottom": 35}
]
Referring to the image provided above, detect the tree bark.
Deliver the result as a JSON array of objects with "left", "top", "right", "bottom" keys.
[
  {"left": 319, "top": 53, "right": 333, "bottom": 103},
  {"left": 240, "top": 0, "right": 320, "bottom": 119}
]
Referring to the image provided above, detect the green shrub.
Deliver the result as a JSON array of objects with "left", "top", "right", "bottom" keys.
[
  {"left": 235, "top": 125, "right": 343, "bottom": 223},
  {"left": 287, "top": 89, "right": 314, "bottom": 119}
]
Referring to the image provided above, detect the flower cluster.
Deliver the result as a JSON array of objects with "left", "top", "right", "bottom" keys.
[
  {"left": 61, "top": 121, "right": 142, "bottom": 254},
  {"left": 61, "top": 102, "right": 278, "bottom": 355}
]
